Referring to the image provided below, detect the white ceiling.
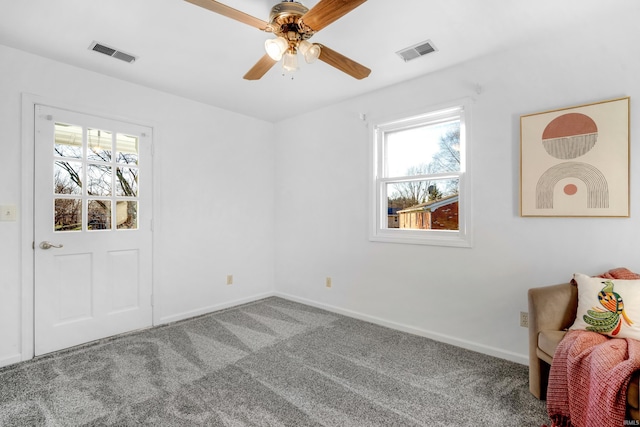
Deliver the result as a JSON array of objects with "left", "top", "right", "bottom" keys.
[{"left": 0, "top": 0, "right": 626, "bottom": 122}]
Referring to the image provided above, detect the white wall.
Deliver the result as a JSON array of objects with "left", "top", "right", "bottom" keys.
[
  {"left": 0, "top": 44, "right": 275, "bottom": 367},
  {"left": 2, "top": 6, "right": 639, "bottom": 369},
  {"left": 273, "top": 12, "right": 640, "bottom": 364}
]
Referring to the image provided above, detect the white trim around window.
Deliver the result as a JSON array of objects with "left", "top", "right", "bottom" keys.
[{"left": 369, "top": 99, "right": 473, "bottom": 247}]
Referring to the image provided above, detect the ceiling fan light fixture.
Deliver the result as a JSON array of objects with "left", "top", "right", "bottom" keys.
[
  {"left": 186, "top": 0, "right": 371, "bottom": 80},
  {"left": 282, "top": 50, "right": 299, "bottom": 72},
  {"left": 265, "top": 36, "right": 288, "bottom": 60},
  {"left": 298, "top": 40, "right": 321, "bottom": 64}
]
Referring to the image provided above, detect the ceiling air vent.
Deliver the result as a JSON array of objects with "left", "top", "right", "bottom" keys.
[
  {"left": 396, "top": 40, "right": 437, "bottom": 62},
  {"left": 89, "top": 41, "right": 137, "bottom": 63}
]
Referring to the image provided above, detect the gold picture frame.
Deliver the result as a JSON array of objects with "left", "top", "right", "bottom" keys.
[{"left": 520, "top": 97, "right": 630, "bottom": 217}]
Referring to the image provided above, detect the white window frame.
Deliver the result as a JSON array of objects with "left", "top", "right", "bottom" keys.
[{"left": 369, "top": 99, "right": 472, "bottom": 247}]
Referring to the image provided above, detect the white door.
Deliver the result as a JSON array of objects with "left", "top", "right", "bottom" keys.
[{"left": 34, "top": 105, "right": 153, "bottom": 356}]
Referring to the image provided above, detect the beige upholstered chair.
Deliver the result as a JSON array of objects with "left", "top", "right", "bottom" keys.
[{"left": 528, "top": 283, "right": 640, "bottom": 419}]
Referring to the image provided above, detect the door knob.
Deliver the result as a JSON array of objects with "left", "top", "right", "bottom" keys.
[{"left": 40, "top": 241, "right": 63, "bottom": 250}]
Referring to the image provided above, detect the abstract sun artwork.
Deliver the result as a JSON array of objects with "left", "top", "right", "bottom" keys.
[{"left": 520, "top": 97, "right": 630, "bottom": 217}]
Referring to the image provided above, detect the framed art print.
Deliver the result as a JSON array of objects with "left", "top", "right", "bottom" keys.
[{"left": 520, "top": 97, "right": 630, "bottom": 217}]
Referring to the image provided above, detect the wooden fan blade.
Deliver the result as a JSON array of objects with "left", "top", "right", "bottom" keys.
[
  {"left": 301, "top": 0, "right": 367, "bottom": 32},
  {"left": 243, "top": 54, "right": 278, "bottom": 80},
  {"left": 185, "top": 0, "right": 270, "bottom": 31},
  {"left": 318, "top": 45, "right": 371, "bottom": 80}
]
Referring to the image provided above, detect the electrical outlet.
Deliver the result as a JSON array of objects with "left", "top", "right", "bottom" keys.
[
  {"left": 226, "top": 275, "right": 233, "bottom": 285},
  {"left": 325, "top": 277, "right": 332, "bottom": 288},
  {"left": 0, "top": 205, "right": 17, "bottom": 222},
  {"left": 520, "top": 311, "right": 529, "bottom": 328}
]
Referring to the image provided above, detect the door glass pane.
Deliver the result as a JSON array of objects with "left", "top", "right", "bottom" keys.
[
  {"left": 116, "top": 201, "right": 137, "bottom": 230},
  {"left": 55, "top": 198, "right": 82, "bottom": 232},
  {"left": 116, "top": 167, "right": 138, "bottom": 197},
  {"left": 52, "top": 122, "right": 142, "bottom": 233},
  {"left": 87, "top": 164, "right": 112, "bottom": 196},
  {"left": 54, "top": 161, "right": 82, "bottom": 195},
  {"left": 117, "top": 134, "right": 138, "bottom": 165},
  {"left": 88, "top": 129, "right": 112, "bottom": 162},
  {"left": 88, "top": 200, "right": 112, "bottom": 230},
  {"left": 54, "top": 123, "right": 83, "bottom": 159}
]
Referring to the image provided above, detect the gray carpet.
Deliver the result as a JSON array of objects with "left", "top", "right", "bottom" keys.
[{"left": 0, "top": 297, "right": 548, "bottom": 426}]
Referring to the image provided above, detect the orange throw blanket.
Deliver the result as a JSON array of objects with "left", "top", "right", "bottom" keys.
[{"left": 547, "top": 329, "right": 640, "bottom": 426}]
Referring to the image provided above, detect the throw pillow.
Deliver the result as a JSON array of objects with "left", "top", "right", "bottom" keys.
[{"left": 570, "top": 272, "right": 640, "bottom": 340}]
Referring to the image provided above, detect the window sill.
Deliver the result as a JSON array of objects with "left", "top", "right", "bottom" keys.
[{"left": 369, "top": 229, "right": 472, "bottom": 247}]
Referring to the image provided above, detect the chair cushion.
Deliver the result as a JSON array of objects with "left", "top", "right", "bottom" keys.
[{"left": 538, "top": 330, "right": 567, "bottom": 361}]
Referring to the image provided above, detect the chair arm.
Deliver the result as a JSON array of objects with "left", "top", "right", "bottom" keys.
[{"left": 527, "top": 282, "right": 577, "bottom": 398}]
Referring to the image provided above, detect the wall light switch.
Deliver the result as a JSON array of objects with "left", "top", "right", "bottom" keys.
[{"left": 0, "top": 205, "right": 17, "bottom": 222}]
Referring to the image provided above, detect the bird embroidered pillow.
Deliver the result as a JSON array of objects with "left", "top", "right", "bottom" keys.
[{"left": 570, "top": 273, "right": 640, "bottom": 340}]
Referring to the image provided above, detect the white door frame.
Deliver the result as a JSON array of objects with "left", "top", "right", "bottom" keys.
[{"left": 20, "top": 93, "right": 156, "bottom": 361}]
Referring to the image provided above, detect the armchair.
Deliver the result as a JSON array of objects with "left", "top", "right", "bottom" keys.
[{"left": 527, "top": 282, "right": 640, "bottom": 420}]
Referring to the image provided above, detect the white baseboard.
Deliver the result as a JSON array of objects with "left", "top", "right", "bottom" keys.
[
  {"left": 275, "top": 292, "right": 528, "bottom": 366},
  {"left": 157, "top": 291, "right": 276, "bottom": 325},
  {"left": 5, "top": 292, "right": 527, "bottom": 369},
  {"left": 0, "top": 353, "right": 23, "bottom": 369}
]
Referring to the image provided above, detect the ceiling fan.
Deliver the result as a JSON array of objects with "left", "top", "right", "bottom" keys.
[{"left": 184, "top": 0, "right": 371, "bottom": 80}]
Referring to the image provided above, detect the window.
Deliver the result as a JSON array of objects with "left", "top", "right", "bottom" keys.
[
  {"left": 370, "top": 101, "right": 471, "bottom": 247},
  {"left": 53, "top": 122, "right": 140, "bottom": 232}
]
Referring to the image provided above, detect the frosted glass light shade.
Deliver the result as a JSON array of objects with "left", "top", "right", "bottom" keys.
[
  {"left": 265, "top": 37, "right": 288, "bottom": 60},
  {"left": 282, "top": 51, "right": 298, "bottom": 71},
  {"left": 298, "top": 40, "right": 321, "bottom": 63},
  {"left": 304, "top": 44, "right": 321, "bottom": 63},
  {"left": 298, "top": 40, "right": 312, "bottom": 55}
]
